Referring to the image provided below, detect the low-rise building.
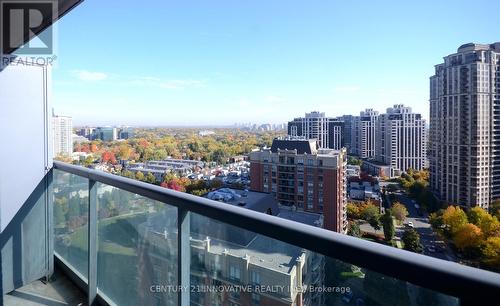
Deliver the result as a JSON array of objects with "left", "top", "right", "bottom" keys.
[
  {"left": 127, "top": 158, "right": 205, "bottom": 181},
  {"left": 250, "top": 137, "right": 347, "bottom": 233},
  {"left": 137, "top": 188, "right": 325, "bottom": 306}
]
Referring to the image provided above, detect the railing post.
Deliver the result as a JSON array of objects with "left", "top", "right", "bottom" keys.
[
  {"left": 88, "top": 180, "right": 98, "bottom": 305},
  {"left": 45, "top": 168, "right": 54, "bottom": 281},
  {"left": 177, "top": 209, "right": 190, "bottom": 306}
]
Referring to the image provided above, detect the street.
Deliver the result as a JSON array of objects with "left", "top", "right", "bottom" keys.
[{"left": 393, "top": 192, "right": 456, "bottom": 261}]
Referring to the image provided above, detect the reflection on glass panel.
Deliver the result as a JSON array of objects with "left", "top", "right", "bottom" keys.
[
  {"left": 189, "top": 212, "right": 459, "bottom": 306},
  {"left": 95, "top": 182, "right": 178, "bottom": 306},
  {"left": 53, "top": 169, "right": 89, "bottom": 278}
]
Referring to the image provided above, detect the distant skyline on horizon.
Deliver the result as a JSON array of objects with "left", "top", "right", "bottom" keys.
[{"left": 51, "top": 0, "right": 500, "bottom": 126}]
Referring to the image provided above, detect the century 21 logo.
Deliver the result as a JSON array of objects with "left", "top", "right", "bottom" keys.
[{"left": 1, "top": 1, "right": 56, "bottom": 55}]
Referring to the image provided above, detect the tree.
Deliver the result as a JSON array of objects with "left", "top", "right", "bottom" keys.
[
  {"left": 191, "top": 188, "right": 209, "bottom": 196},
  {"left": 361, "top": 204, "right": 379, "bottom": 221},
  {"left": 381, "top": 210, "right": 395, "bottom": 242},
  {"left": 185, "top": 180, "right": 207, "bottom": 194},
  {"left": 83, "top": 155, "right": 94, "bottom": 167},
  {"left": 145, "top": 172, "right": 156, "bottom": 184},
  {"left": 135, "top": 171, "right": 145, "bottom": 181},
  {"left": 478, "top": 215, "right": 500, "bottom": 237},
  {"left": 347, "top": 156, "right": 362, "bottom": 166},
  {"left": 346, "top": 202, "right": 361, "bottom": 219},
  {"left": 490, "top": 199, "right": 500, "bottom": 219},
  {"left": 117, "top": 144, "right": 133, "bottom": 160},
  {"left": 161, "top": 179, "right": 185, "bottom": 192},
  {"left": 102, "top": 151, "right": 117, "bottom": 164},
  {"left": 348, "top": 221, "right": 361, "bottom": 238},
  {"left": 122, "top": 170, "right": 135, "bottom": 179},
  {"left": 481, "top": 237, "right": 500, "bottom": 268},
  {"left": 369, "top": 217, "right": 381, "bottom": 230},
  {"left": 453, "top": 223, "right": 482, "bottom": 251},
  {"left": 390, "top": 202, "right": 408, "bottom": 224},
  {"left": 54, "top": 197, "right": 68, "bottom": 228},
  {"left": 467, "top": 207, "right": 500, "bottom": 237},
  {"left": 209, "top": 179, "right": 223, "bottom": 190},
  {"left": 442, "top": 206, "right": 468, "bottom": 235},
  {"left": 402, "top": 229, "right": 423, "bottom": 253},
  {"left": 468, "top": 207, "right": 489, "bottom": 226},
  {"left": 90, "top": 142, "right": 99, "bottom": 152},
  {"left": 429, "top": 210, "right": 444, "bottom": 229},
  {"left": 361, "top": 204, "right": 380, "bottom": 230}
]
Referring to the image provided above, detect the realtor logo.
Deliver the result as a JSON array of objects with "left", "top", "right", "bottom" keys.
[{"left": 1, "top": 0, "right": 57, "bottom": 55}]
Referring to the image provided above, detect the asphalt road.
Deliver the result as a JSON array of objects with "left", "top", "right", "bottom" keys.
[{"left": 393, "top": 192, "right": 456, "bottom": 261}]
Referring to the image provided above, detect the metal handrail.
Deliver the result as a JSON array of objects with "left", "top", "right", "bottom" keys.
[{"left": 53, "top": 161, "right": 500, "bottom": 303}]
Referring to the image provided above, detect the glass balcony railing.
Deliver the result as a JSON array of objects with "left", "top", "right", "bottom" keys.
[{"left": 52, "top": 161, "right": 500, "bottom": 306}]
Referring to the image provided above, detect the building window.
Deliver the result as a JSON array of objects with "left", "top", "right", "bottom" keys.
[
  {"left": 230, "top": 265, "right": 240, "bottom": 281},
  {"left": 307, "top": 159, "right": 314, "bottom": 166},
  {"left": 251, "top": 293, "right": 261, "bottom": 305},
  {"left": 229, "top": 290, "right": 240, "bottom": 301},
  {"left": 211, "top": 295, "right": 222, "bottom": 306},
  {"left": 250, "top": 271, "right": 261, "bottom": 285}
]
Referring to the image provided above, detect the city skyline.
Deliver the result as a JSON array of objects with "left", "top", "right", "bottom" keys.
[{"left": 52, "top": 0, "right": 500, "bottom": 126}]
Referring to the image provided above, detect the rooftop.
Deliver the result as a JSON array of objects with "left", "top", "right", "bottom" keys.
[
  {"left": 205, "top": 188, "right": 279, "bottom": 215},
  {"left": 270, "top": 137, "right": 318, "bottom": 154}
]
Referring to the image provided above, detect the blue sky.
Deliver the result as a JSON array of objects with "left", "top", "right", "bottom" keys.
[{"left": 52, "top": 0, "right": 500, "bottom": 126}]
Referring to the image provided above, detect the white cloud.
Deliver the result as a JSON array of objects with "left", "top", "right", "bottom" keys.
[{"left": 72, "top": 70, "right": 108, "bottom": 81}]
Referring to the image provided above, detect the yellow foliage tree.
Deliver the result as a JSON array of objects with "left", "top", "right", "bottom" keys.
[
  {"left": 481, "top": 237, "right": 500, "bottom": 267},
  {"left": 442, "top": 206, "right": 468, "bottom": 234},
  {"left": 479, "top": 214, "right": 500, "bottom": 237},
  {"left": 453, "top": 223, "right": 482, "bottom": 250}
]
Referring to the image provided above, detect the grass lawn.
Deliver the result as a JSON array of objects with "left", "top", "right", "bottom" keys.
[{"left": 340, "top": 271, "right": 365, "bottom": 279}]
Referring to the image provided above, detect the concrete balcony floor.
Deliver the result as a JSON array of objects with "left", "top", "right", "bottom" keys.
[{"left": 4, "top": 269, "right": 86, "bottom": 306}]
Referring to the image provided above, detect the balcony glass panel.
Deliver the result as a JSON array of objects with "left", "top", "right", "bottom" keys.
[
  {"left": 53, "top": 169, "right": 89, "bottom": 278},
  {"left": 95, "top": 182, "right": 178, "bottom": 306},
  {"left": 189, "top": 213, "right": 459, "bottom": 306}
]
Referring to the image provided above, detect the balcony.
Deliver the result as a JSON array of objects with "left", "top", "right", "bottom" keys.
[{"left": 3, "top": 161, "right": 498, "bottom": 305}]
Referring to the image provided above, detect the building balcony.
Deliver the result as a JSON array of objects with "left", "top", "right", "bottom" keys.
[{"left": 2, "top": 161, "right": 500, "bottom": 306}]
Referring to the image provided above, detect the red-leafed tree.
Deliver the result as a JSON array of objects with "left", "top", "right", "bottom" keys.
[
  {"left": 102, "top": 151, "right": 117, "bottom": 164},
  {"left": 161, "top": 180, "right": 185, "bottom": 192}
]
